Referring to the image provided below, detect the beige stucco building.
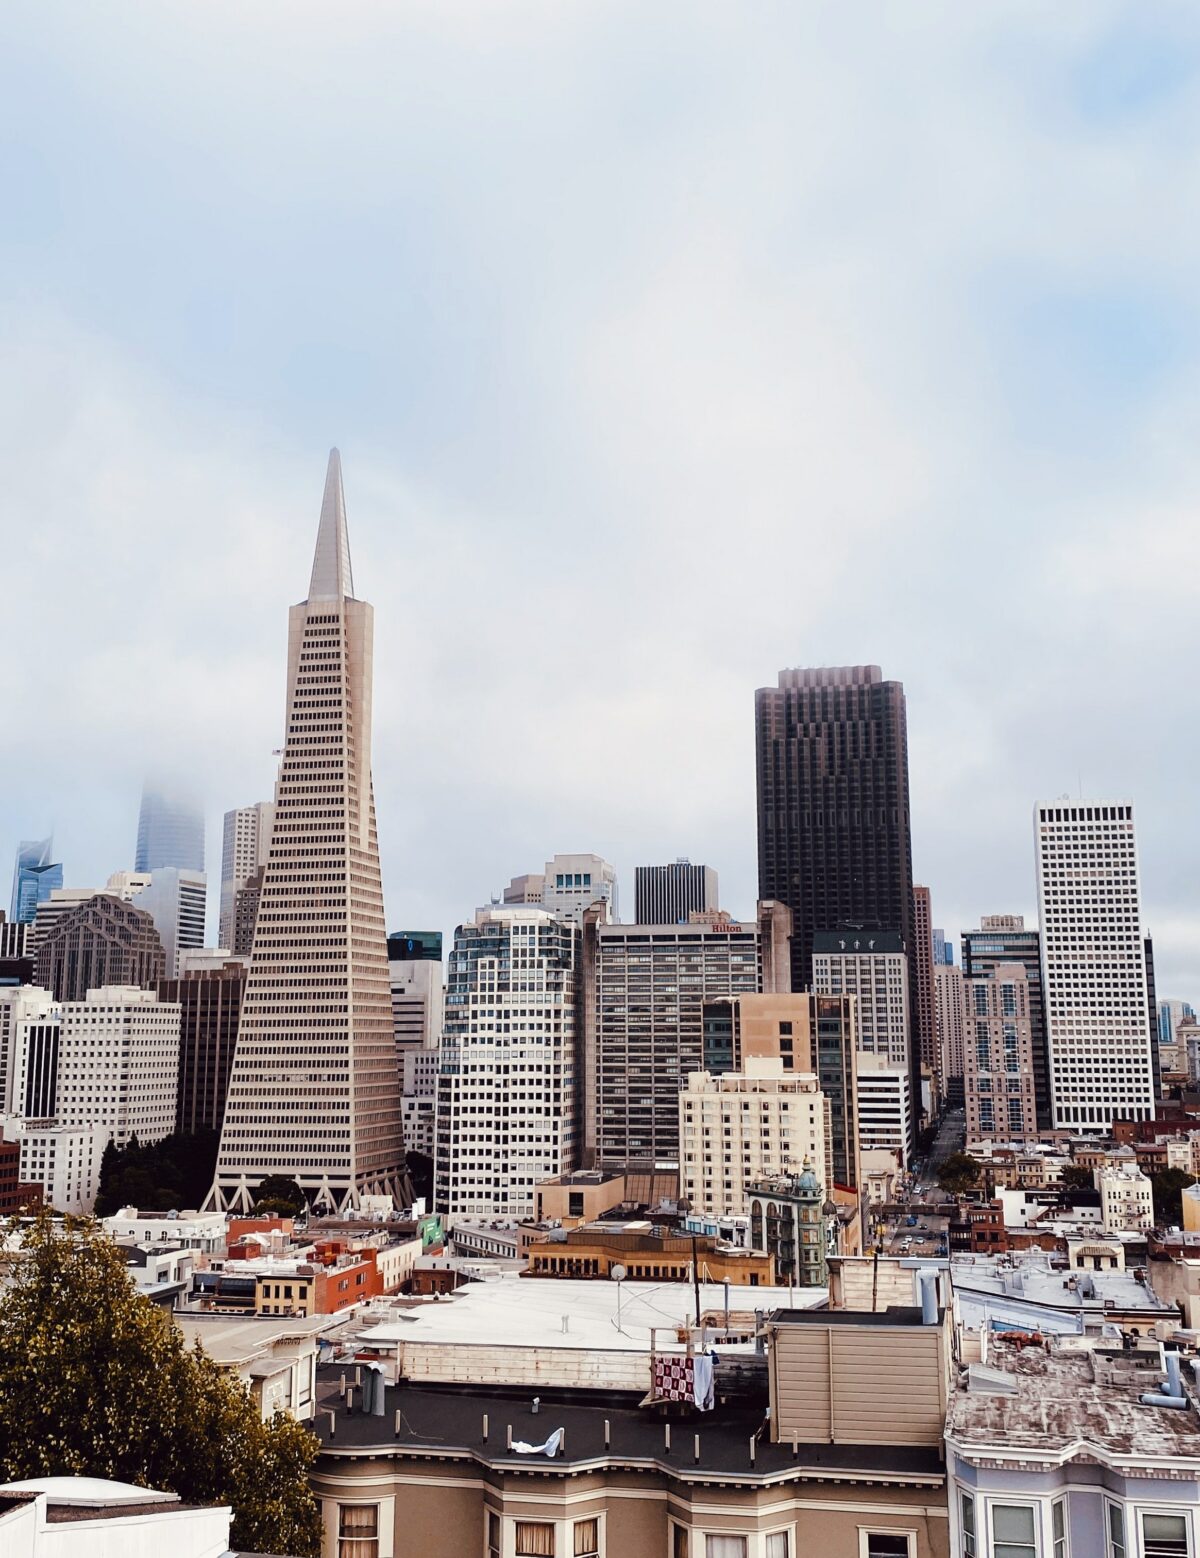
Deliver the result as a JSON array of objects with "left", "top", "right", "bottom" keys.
[
  {"left": 310, "top": 1302, "right": 951, "bottom": 1558},
  {"left": 679, "top": 1059, "right": 829, "bottom": 1217},
  {"left": 1098, "top": 1164, "right": 1154, "bottom": 1233}
]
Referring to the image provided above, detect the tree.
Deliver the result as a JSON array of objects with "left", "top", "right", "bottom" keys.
[
  {"left": 254, "top": 1175, "right": 306, "bottom": 1215},
  {"left": 406, "top": 1149, "right": 433, "bottom": 1204},
  {"left": 938, "top": 1152, "right": 982, "bottom": 1196},
  {"left": 1150, "top": 1167, "right": 1197, "bottom": 1227},
  {"left": 1059, "top": 1163, "right": 1095, "bottom": 1191},
  {"left": 0, "top": 1214, "right": 321, "bottom": 1557},
  {"left": 94, "top": 1128, "right": 220, "bottom": 1216}
]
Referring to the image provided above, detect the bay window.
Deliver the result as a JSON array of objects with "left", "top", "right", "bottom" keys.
[
  {"left": 991, "top": 1505, "right": 1037, "bottom": 1558},
  {"left": 338, "top": 1504, "right": 379, "bottom": 1558},
  {"left": 1142, "top": 1514, "right": 1189, "bottom": 1558}
]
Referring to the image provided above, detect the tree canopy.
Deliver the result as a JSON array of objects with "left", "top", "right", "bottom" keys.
[
  {"left": 0, "top": 1213, "right": 321, "bottom": 1556},
  {"left": 1149, "top": 1167, "right": 1197, "bottom": 1227},
  {"left": 937, "top": 1152, "right": 982, "bottom": 1195},
  {"left": 254, "top": 1175, "right": 307, "bottom": 1215},
  {"left": 94, "top": 1128, "right": 220, "bottom": 1216}
]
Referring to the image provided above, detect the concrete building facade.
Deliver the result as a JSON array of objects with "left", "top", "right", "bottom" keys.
[
  {"left": 435, "top": 905, "right": 581, "bottom": 1218},
  {"left": 1035, "top": 800, "right": 1155, "bottom": 1129},
  {"left": 34, "top": 894, "right": 166, "bottom": 1003},
  {"left": 911, "top": 884, "right": 939, "bottom": 1104},
  {"left": 679, "top": 1058, "right": 829, "bottom": 1218},
  {"left": 962, "top": 962, "right": 1038, "bottom": 1143},
  {"left": 962, "top": 915, "right": 1050, "bottom": 1128},
  {"left": 158, "top": 955, "right": 248, "bottom": 1135},
  {"left": 633, "top": 858, "right": 718, "bottom": 926},
  {"left": 811, "top": 929, "right": 910, "bottom": 1067},
  {"left": 211, "top": 451, "right": 407, "bottom": 1212},
  {"left": 584, "top": 908, "right": 789, "bottom": 1169},
  {"left": 218, "top": 799, "right": 275, "bottom": 949},
  {"left": 58, "top": 986, "right": 181, "bottom": 1147}
]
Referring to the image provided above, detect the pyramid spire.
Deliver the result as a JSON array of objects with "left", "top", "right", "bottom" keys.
[{"left": 308, "top": 447, "right": 355, "bottom": 601}]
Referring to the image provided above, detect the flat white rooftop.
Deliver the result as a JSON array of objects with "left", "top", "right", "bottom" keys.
[
  {"left": 0, "top": 1476, "right": 175, "bottom": 1507},
  {"left": 356, "top": 1272, "right": 825, "bottom": 1353}
]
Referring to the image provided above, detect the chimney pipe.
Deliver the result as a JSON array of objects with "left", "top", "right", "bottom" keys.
[{"left": 918, "top": 1270, "right": 938, "bottom": 1326}]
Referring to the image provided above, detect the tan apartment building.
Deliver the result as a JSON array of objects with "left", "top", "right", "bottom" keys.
[
  {"left": 310, "top": 1304, "right": 951, "bottom": 1557},
  {"left": 962, "top": 962, "right": 1037, "bottom": 1142},
  {"left": 702, "top": 992, "right": 860, "bottom": 1192},
  {"left": 679, "top": 1059, "right": 828, "bottom": 1218}
]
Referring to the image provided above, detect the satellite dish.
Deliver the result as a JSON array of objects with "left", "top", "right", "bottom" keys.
[{"left": 611, "top": 1264, "right": 627, "bottom": 1282}]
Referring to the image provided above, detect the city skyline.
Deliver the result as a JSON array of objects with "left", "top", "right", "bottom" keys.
[{"left": 4, "top": 7, "right": 1200, "bottom": 1001}]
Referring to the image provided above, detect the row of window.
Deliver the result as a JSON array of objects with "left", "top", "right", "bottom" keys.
[{"left": 960, "top": 1491, "right": 1189, "bottom": 1558}]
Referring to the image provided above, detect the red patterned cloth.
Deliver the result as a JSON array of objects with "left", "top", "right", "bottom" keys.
[{"left": 652, "top": 1355, "right": 695, "bottom": 1403}]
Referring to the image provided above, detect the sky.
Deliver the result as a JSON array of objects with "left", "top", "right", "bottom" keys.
[{"left": 3, "top": 3, "right": 1200, "bottom": 996}]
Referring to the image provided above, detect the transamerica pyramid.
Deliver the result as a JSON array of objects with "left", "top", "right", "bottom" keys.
[{"left": 207, "top": 450, "right": 409, "bottom": 1212}]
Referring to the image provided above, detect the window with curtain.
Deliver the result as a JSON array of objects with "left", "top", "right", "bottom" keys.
[
  {"left": 961, "top": 1494, "right": 977, "bottom": 1558},
  {"left": 1106, "top": 1505, "right": 1126, "bottom": 1558},
  {"left": 1052, "top": 1499, "right": 1067, "bottom": 1558},
  {"left": 574, "top": 1517, "right": 600, "bottom": 1557},
  {"left": 488, "top": 1511, "right": 501, "bottom": 1558},
  {"left": 338, "top": 1504, "right": 379, "bottom": 1558},
  {"left": 765, "top": 1534, "right": 790, "bottom": 1558},
  {"left": 703, "top": 1539, "right": 747, "bottom": 1558},
  {"left": 672, "top": 1525, "right": 689, "bottom": 1558},
  {"left": 1142, "top": 1513, "right": 1190, "bottom": 1558},
  {"left": 516, "top": 1522, "right": 556, "bottom": 1557},
  {"left": 991, "top": 1505, "right": 1038, "bottom": 1558}
]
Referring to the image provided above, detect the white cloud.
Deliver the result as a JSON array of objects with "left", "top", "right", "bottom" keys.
[{"left": 3, "top": 3, "right": 1200, "bottom": 995}]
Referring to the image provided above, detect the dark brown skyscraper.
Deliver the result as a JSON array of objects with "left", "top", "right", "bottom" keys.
[
  {"left": 159, "top": 957, "right": 248, "bottom": 1135},
  {"left": 34, "top": 894, "right": 166, "bottom": 1002},
  {"left": 755, "top": 664, "right": 915, "bottom": 1081}
]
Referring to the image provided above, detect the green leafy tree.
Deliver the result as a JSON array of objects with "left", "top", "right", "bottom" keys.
[
  {"left": 94, "top": 1129, "right": 220, "bottom": 1216},
  {"left": 0, "top": 1213, "right": 321, "bottom": 1557},
  {"left": 938, "top": 1152, "right": 982, "bottom": 1196},
  {"left": 1149, "top": 1167, "right": 1197, "bottom": 1227},
  {"left": 254, "top": 1176, "right": 306, "bottom": 1215},
  {"left": 1058, "top": 1163, "right": 1095, "bottom": 1191}
]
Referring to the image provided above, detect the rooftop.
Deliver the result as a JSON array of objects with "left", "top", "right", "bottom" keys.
[
  {"left": 312, "top": 1371, "right": 942, "bottom": 1484},
  {"left": 771, "top": 1305, "right": 936, "bottom": 1328},
  {"left": 947, "top": 1337, "right": 1200, "bottom": 1463},
  {"left": 345, "top": 1272, "right": 825, "bottom": 1354},
  {"left": 951, "top": 1254, "right": 1173, "bottom": 1319},
  {"left": 177, "top": 1311, "right": 346, "bottom": 1362}
]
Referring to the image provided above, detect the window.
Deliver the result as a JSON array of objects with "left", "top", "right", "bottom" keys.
[
  {"left": 862, "top": 1535, "right": 912, "bottom": 1558},
  {"left": 960, "top": 1495, "right": 977, "bottom": 1558},
  {"left": 992, "top": 1505, "right": 1037, "bottom": 1558},
  {"left": 1106, "top": 1506, "right": 1126, "bottom": 1558},
  {"left": 671, "top": 1525, "right": 689, "bottom": 1558},
  {"left": 574, "top": 1518, "right": 600, "bottom": 1557},
  {"left": 516, "top": 1523, "right": 556, "bottom": 1557},
  {"left": 704, "top": 1540, "right": 747, "bottom": 1558},
  {"left": 766, "top": 1535, "right": 790, "bottom": 1558},
  {"left": 338, "top": 1504, "right": 379, "bottom": 1558},
  {"left": 1143, "top": 1514, "right": 1189, "bottom": 1558},
  {"left": 487, "top": 1512, "right": 501, "bottom": 1558},
  {"left": 1053, "top": 1499, "right": 1067, "bottom": 1558}
]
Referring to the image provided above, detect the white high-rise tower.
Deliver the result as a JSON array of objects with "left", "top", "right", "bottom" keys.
[
  {"left": 208, "top": 451, "right": 407, "bottom": 1211},
  {"left": 1035, "top": 799, "right": 1155, "bottom": 1130},
  {"left": 218, "top": 801, "right": 275, "bottom": 948}
]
